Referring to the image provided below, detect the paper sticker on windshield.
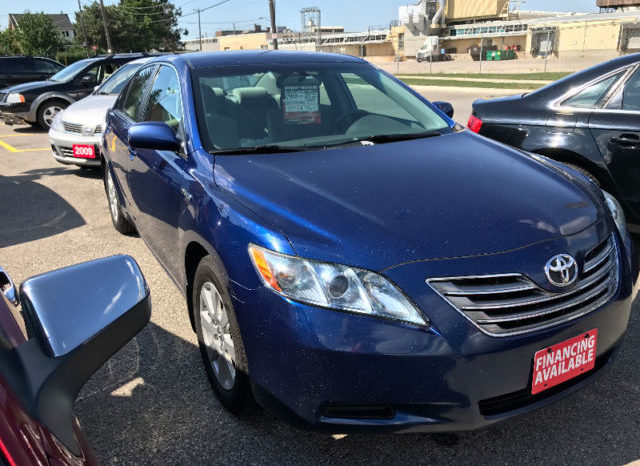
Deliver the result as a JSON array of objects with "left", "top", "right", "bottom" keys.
[{"left": 283, "top": 85, "right": 321, "bottom": 125}]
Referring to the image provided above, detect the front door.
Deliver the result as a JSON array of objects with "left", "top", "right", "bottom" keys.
[
  {"left": 127, "top": 65, "right": 187, "bottom": 279},
  {"left": 590, "top": 65, "right": 640, "bottom": 219}
]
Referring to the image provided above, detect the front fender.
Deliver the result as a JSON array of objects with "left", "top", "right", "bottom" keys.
[{"left": 28, "top": 92, "right": 76, "bottom": 121}]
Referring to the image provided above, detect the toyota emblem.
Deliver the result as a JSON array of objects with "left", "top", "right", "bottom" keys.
[{"left": 545, "top": 254, "right": 578, "bottom": 287}]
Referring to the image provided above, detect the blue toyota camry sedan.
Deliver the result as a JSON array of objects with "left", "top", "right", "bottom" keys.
[{"left": 102, "top": 51, "right": 638, "bottom": 431}]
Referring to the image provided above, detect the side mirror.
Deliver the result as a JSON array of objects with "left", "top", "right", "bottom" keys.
[
  {"left": 433, "top": 101, "right": 454, "bottom": 119},
  {"left": 128, "top": 122, "right": 181, "bottom": 152},
  {"left": 80, "top": 75, "right": 96, "bottom": 86},
  {"left": 10, "top": 255, "right": 150, "bottom": 455}
]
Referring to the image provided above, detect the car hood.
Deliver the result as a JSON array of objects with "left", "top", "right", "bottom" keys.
[
  {"left": 214, "top": 131, "right": 602, "bottom": 271},
  {"left": 62, "top": 95, "right": 116, "bottom": 126},
  {"left": 2, "top": 80, "right": 59, "bottom": 94}
]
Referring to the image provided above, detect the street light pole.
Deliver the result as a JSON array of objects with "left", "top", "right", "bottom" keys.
[
  {"left": 197, "top": 8, "right": 202, "bottom": 51},
  {"left": 269, "top": 0, "right": 278, "bottom": 50},
  {"left": 77, "top": 0, "right": 90, "bottom": 57},
  {"left": 99, "top": 0, "right": 113, "bottom": 53}
]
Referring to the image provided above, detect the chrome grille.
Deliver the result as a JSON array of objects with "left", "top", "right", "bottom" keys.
[
  {"left": 94, "top": 125, "right": 102, "bottom": 134},
  {"left": 428, "top": 236, "right": 618, "bottom": 337},
  {"left": 62, "top": 122, "right": 83, "bottom": 133},
  {"left": 0, "top": 92, "right": 7, "bottom": 103}
]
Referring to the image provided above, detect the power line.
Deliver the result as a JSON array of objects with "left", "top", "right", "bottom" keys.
[{"left": 181, "top": 0, "right": 233, "bottom": 18}]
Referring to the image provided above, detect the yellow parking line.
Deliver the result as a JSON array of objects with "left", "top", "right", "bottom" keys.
[
  {"left": 0, "top": 134, "right": 35, "bottom": 138},
  {"left": 0, "top": 140, "right": 18, "bottom": 152},
  {"left": 15, "top": 148, "right": 50, "bottom": 152}
]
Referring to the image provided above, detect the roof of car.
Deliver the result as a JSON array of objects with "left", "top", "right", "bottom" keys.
[{"left": 181, "top": 50, "right": 367, "bottom": 69}]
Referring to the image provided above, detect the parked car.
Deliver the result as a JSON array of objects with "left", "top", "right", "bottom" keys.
[
  {"left": 49, "top": 57, "right": 155, "bottom": 168},
  {"left": 469, "top": 53, "right": 640, "bottom": 230},
  {"left": 0, "top": 55, "right": 64, "bottom": 89},
  {"left": 0, "top": 53, "right": 151, "bottom": 129},
  {"left": 102, "top": 51, "right": 637, "bottom": 432},
  {"left": 0, "top": 255, "right": 150, "bottom": 465}
]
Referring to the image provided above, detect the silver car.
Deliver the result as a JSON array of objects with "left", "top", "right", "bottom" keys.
[{"left": 48, "top": 58, "right": 152, "bottom": 168}]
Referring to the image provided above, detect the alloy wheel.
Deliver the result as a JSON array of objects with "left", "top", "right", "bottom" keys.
[
  {"left": 106, "top": 170, "right": 119, "bottom": 223},
  {"left": 199, "top": 281, "right": 236, "bottom": 390},
  {"left": 42, "top": 105, "right": 63, "bottom": 128}
]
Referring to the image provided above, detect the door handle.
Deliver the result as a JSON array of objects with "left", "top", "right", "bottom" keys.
[
  {"left": 610, "top": 134, "right": 640, "bottom": 147},
  {"left": 180, "top": 188, "right": 192, "bottom": 202}
]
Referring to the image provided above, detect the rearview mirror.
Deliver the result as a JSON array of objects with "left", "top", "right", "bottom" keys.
[
  {"left": 433, "top": 101, "right": 454, "bottom": 118},
  {"left": 128, "top": 122, "right": 181, "bottom": 152},
  {"left": 11, "top": 255, "right": 150, "bottom": 455}
]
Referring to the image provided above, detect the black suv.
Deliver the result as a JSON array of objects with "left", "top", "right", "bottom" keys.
[
  {"left": 0, "top": 56, "right": 64, "bottom": 89},
  {"left": 0, "top": 53, "right": 149, "bottom": 129}
]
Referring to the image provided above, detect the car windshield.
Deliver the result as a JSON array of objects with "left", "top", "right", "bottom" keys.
[
  {"left": 49, "top": 59, "right": 96, "bottom": 83},
  {"left": 192, "top": 62, "right": 452, "bottom": 153},
  {"left": 96, "top": 62, "right": 143, "bottom": 95}
]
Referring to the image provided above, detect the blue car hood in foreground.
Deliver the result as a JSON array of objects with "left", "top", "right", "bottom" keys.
[{"left": 214, "top": 131, "right": 602, "bottom": 271}]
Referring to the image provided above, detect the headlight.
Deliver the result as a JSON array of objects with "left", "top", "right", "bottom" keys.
[
  {"left": 51, "top": 111, "right": 64, "bottom": 131},
  {"left": 602, "top": 190, "right": 627, "bottom": 238},
  {"left": 248, "top": 245, "right": 428, "bottom": 326},
  {"left": 6, "top": 93, "right": 25, "bottom": 104}
]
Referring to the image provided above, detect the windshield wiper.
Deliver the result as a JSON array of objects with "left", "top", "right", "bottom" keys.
[
  {"left": 211, "top": 144, "right": 313, "bottom": 155},
  {"left": 316, "top": 130, "right": 443, "bottom": 149}
]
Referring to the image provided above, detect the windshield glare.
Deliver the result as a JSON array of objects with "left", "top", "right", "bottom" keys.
[
  {"left": 97, "top": 62, "right": 143, "bottom": 95},
  {"left": 49, "top": 59, "right": 96, "bottom": 83},
  {"left": 193, "top": 63, "right": 451, "bottom": 152}
]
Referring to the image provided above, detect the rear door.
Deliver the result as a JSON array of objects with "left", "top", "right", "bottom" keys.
[
  {"left": 107, "top": 65, "right": 158, "bottom": 210},
  {"left": 126, "top": 64, "right": 187, "bottom": 278},
  {"left": 589, "top": 65, "right": 640, "bottom": 218}
]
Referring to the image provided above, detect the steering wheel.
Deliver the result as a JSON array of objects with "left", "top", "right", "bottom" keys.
[{"left": 331, "top": 110, "right": 369, "bottom": 134}]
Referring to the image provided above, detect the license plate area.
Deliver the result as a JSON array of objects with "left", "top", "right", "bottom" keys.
[
  {"left": 72, "top": 144, "right": 96, "bottom": 159},
  {"left": 532, "top": 329, "right": 598, "bottom": 395}
]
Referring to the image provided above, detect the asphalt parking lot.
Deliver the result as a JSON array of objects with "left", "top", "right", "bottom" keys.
[{"left": 0, "top": 89, "right": 639, "bottom": 466}]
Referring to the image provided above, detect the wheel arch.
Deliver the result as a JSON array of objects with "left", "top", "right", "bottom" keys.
[
  {"left": 530, "top": 147, "right": 614, "bottom": 192},
  {"left": 184, "top": 240, "right": 214, "bottom": 332}
]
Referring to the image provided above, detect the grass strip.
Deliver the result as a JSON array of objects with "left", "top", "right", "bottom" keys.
[
  {"left": 398, "top": 72, "right": 571, "bottom": 81},
  {"left": 399, "top": 78, "right": 542, "bottom": 90}
]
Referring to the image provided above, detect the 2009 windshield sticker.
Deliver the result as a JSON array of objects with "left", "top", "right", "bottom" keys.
[
  {"left": 531, "top": 329, "right": 597, "bottom": 395},
  {"left": 283, "top": 85, "right": 321, "bottom": 124}
]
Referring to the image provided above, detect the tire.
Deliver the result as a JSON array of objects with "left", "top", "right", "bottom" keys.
[
  {"left": 36, "top": 99, "right": 68, "bottom": 129},
  {"left": 193, "top": 255, "right": 255, "bottom": 415},
  {"left": 103, "top": 167, "right": 135, "bottom": 234},
  {"left": 562, "top": 163, "right": 601, "bottom": 187}
]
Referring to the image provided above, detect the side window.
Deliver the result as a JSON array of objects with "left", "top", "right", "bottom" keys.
[
  {"left": 341, "top": 72, "right": 413, "bottom": 120},
  {"left": 120, "top": 66, "right": 157, "bottom": 121},
  {"left": 79, "top": 63, "right": 105, "bottom": 85},
  {"left": 563, "top": 73, "right": 622, "bottom": 108},
  {"left": 143, "top": 66, "right": 183, "bottom": 135},
  {"left": 34, "top": 59, "right": 60, "bottom": 74},
  {"left": 622, "top": 67, "right": 640, "bottom": 111}
]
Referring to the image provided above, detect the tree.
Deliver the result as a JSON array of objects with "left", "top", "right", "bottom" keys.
[
  {"left": 16, "top": 12, "right": 64, "bottom": 57},
  {"left": 0, "top": 29, "right": 22, "bottom": 55},
  {"left": 76, "top": 0, "right": 186, "bottom": 52}
]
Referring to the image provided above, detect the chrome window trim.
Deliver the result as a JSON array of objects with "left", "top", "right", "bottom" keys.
[{"left": 550, "top": 64, "right": 638, "bottom": 113}]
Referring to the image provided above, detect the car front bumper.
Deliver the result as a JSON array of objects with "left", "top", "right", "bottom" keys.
[
  {"left": 229, "top": 231, "right": 637, "bottom": 432},
  {"left": 0, "top": 102, "right": 33, "bottom": 124},
  {"left": 49, "top": 128, "right": 102, "bottom": 167}
]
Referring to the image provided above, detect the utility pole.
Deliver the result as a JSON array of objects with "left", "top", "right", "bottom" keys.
[
  {"left": 77, "top": 0, "right": 90, "bottom": 57},
  {"left": 99, "top": 0, "right": 113, "bottom": 53},
  {"left": 269, "top": 0, "right": 278, "bottom": 50},
  {"left": 197, "top": 8, "right": 202, "bottom": 51}
]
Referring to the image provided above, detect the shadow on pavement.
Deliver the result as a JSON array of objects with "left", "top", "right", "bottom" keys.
[
  {"left": 0, "top": 173, "right": 85, "bottom": 248},
  {"left": 77, "top": 301, "right": 640, "bottom": 466}
]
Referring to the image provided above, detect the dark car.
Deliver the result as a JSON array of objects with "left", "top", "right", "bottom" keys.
[
  {"left": 0, "top": 56, "right": 64, "bottom": 89},
  {"left": 0, "top": 53, "right": 150, "bottom": 129},
  {"left": 469, "top": 53, "right": 640, "bottom": 230},
  {"left": 0, "top": 256, "right": 150, "bottom": 465},
  {"left": 102, "top": 51, "right": 636, "bottom": 432}
]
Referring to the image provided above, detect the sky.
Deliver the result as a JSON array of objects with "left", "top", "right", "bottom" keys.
[{"left": 0, "top": 0, "right": 600, "bottom": 39}]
